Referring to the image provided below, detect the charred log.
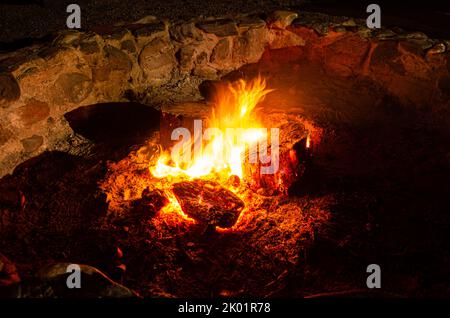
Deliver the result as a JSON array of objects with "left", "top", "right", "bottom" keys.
[{"left": 172, "top": 180, "right": 244, "bottom": 228}]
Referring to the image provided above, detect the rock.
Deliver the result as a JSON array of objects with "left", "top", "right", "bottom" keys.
[
  {"left": 268, "top": 29, "right": 305, "bottom": 49},
  {"left": 333, "top": 26, "right": 347, "bottom": 33},
  {"left": 0, "top": 73, "right": 20, "bottom": 108},
  {"left": 233, "top": 27, "right": 268, "bottom": 64},
  {"left": 289, "top": 22, "right": 321, "bottom": 44},
  {"left": 268, "top": 10, "right": 298, "bottom": 29},
  {"left": 196, "top": 19, "right": 238, "bottom": 37},
  {"left": 18, "top": 98, "right": 50, "bottom": 126},
  {"left": 370, "top": 41, "right": 405, "bottom": 75},
  {"left": 139, "top": 38, "right": 176, "bottom": 85},
  {"left": 104, "top": 45, "right": 132, "bottom": 72},
  {"left": 160, "top": 100, "right": 209, "bottom": 121},
  {"left": 193, "top": 64, "right": 217, "bottom": 78},
  {"left": 0, "top": 125, "right": 12, "bottom": 146},
  {"left": 404, "top": 31, "right": 428, "bottom": 40},
  {"left": 177, "top": 45, "right": 200, "bottom": 72},
  {"left": 54, "top": 73, "right": 93, "bottom": 104},
  {"left": 311, "top": 22, "right": 329, "bottom": 36},
  {"left": 374, "top": 28, "right": 397, "bottom": 40},
  {"left": 324, "top": 34, "right": 370, "bottom": 76},
  {"left": 34, "top": 263, "right": 136, "bottom": 298},
  {"left": 0, "top": 11, "right": 449, "bottom": 182},
  {"left": 403, "top": 38, "right": 434, "bottom": 52},
  {"left": 196, "top": 51, "right": 208, "bottom": 64},
  {"left": 20, "top": 135, "right": 44, "bottom": 153},
  {"left": 91, "top": 25, "right": 128, "bottom": 40},
  {"left": 342, "top": 18, "right": 357, "bottom": 27},
  {"left": 37, "top": 46, "right": 62, "bottom": 61},
  {"left": 237, "top": 16, "right": 266, "bottom": 30},
  {"left": 172, "top": 180, "right": 244, "bottom": 228},
  {"left": 52, "top": 31, "right": 81, "bottom": 47},
  {"left": 210, "top": 38, "right": 231, "bottom": 64},
  {"left": 426, "top": 43, "right": 446, "bottom": 55},
  {"left": 357, "top": 26, "right": 373, "bottom": 38},
  {"left": 130, "top": 21, "right": 165, "bottom": 37},
  {"left": 92, "top": 65, "right": 111, "bottom": 82},
  {"left": 170, "top": 22, "right": 203, "bottom": 43},
  {"left": 120, "top": 40, "right": 136, "bottom": 53},
  {"left": 79, "top": 41, "right": 100, "bottom": 55}
]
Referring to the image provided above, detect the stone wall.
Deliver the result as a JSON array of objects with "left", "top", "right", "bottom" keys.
[{"left": 0, "top": 11, "right": 449, "bottom": 177}]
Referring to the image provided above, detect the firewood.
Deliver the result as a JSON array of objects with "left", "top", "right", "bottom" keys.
[{"left": 172, "top": 180, "right": 244, "bottom": 228}]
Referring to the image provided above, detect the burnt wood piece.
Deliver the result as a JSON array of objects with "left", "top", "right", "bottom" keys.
[
  {"left": 131, "top": 188, "right": 168, "bottom": 217},
  {"left": 172, "top": 180, "right": 244, "bottom": 228}
]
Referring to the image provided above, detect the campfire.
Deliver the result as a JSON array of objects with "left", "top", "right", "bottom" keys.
[
  {"left": 150, "top": 77, "right": 279, "bottom": 228},
  {"left": 93, "top": 73, "right": 332, "bottom": 297},
  {"left": 102, "top": 76, "right": 320, "bottom": 231}
]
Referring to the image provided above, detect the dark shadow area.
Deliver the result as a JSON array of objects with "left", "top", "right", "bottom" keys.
[
  {"left": 0, "top": 151, "right": 109, "bottom": 273},
  {"left": 304, "top": 0, "right": 450, "bottom": 39},
  {"left": 0, "top": 103, "right": 162, "bottom": 293},
  {"left": 217, "top": 46, "right": 450, "bottom": 297},
  {"left": 65, "top": 102, "right": 160, "bottom": 146}
]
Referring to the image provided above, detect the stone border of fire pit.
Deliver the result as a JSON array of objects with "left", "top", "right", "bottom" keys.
[{"left": 0, "top": 11, "right": 449, "bottom": 177}]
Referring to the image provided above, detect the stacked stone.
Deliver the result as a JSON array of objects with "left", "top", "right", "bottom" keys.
[{"left": 0, "top": 10, "right": 449, "bottom": 177}]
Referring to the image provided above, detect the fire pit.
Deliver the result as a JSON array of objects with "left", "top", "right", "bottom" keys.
[{"left": 0, "top": 9, "right": 449, "bottom": 298}]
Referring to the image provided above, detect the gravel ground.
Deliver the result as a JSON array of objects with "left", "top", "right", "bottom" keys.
[
  {"left": 1, "top": 0, "right": 449, "bottom": 50},
  {"left": 0, "top": 0, "right": 450, "bottom": 44},
  {"left": 0, "top": 0, "right": 302, "bottom": 44}
]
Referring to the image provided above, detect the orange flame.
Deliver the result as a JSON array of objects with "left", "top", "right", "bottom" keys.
[
  {"left": 149, "top": 76, "right": 273, "bottom": 224},
  {"left": 150, "top": 76, "right": 273, "bottom": 182}
]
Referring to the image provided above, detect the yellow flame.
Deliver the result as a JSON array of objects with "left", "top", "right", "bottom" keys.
[
  {"left": 158, "top": 189, "right": 196, "bottom": 223},
  {"left": 150, "top": 76, "right": 273, "bottom": 181}
]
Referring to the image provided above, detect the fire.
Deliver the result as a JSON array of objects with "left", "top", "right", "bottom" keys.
[
  {"left": 148, "top": 76, "right": 273, "bottom": 225},
  {"left": 159, "top": 189, "right": 195, "bottom": 223},
  {"left": 150, "top": 76, "right": 273, "bottom": 182}
]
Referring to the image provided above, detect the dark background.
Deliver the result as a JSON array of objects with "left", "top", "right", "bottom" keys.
[{"left": 0, "top": 0, "right": 450, "bottom": 51}]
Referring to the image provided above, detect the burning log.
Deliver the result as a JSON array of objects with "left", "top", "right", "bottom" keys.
[
  {"left": 152, "top": 77, "right": 322, "bottom": 212},
  {"left": 172, "top": 180, "right": 244, "bottom": 228},
  {"left": 246, "top": 112, "right": 318, "bottom": 195}
]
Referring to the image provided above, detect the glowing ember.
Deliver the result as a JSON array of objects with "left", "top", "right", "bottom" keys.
[{"left": 306, "top": 134, "right": 311, "bottom": 149}]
